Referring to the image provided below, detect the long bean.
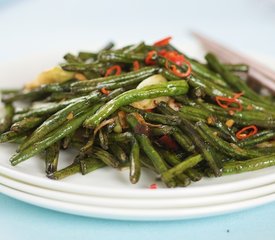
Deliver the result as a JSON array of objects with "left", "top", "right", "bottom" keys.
[
  {"left": 162, "top": 154, "right": 203, "bottom": 182},
  {"left": 129, "top": 136, "right": 141, "bottom": 184},
  {"left": 197, "top": 121, "right": 261, "bottom": 159},
  {"left": 127, "top": 113, "right": 176, "bottom": 187},
  {"left": 206, "top": 53, "right": 271, "bottom": 105},
  {"left": 188, "top": 75, "right": 275, "bottom": 113},
  {"left": 84, "top": 80, "right": 189, "bottom": 128},
  {"left": 71, "top": 66, "right": 159, "bottom": 90},
  {"left": 1, "top": 88, "right": 47, "bottom": 103},
  {"left": 10, "top": 104, "right": 102, "bottom": 166},
  {"left": 221, "top": 153, "right": 275, "bottom": 175},
  {"left": 10, "top": 117, "right": 44, "bottom": 133},
  {"left": 92, "top": 147, "right": 120, "bottom": 168},
  {"left": 157, "top": 103, "right": 222, "bottom": 176},
  {"left": 223, "top": 63, "right": 249, "bottom": 72},
  {"left": 237, "top": 130, "right": 275, "bottom": 148},
  {"left": 98, "top": 51, "right": 145, "bottom": 63},
  {"left": 108, "top": 131, "right": 141, "bottom": 183},
  {"left": 47, "top": 162, "right": 80, "bottom": 180},
  {"left": 45, "top": 141, "right": 60, "bottom": 174},
  {"left": 80, "top": 157, "right": 106, "bottom": 175},
  {"left": 120, "top": 105, "right": 181, "bottom": 126},
  {"left": 19, "top": 92, "right": 101, "bottom": 151},
  {"left": 0, "top": 131, "right": 25, "bottom": 143},
  {"left": 0, "top": 104, "right": 14, "bottom": 134},
  {"left": 13, "top": 92, "right": 101, "bottom": 122},
  {"left": 109, "top": 144, "right": 128, "bottom": 163}
]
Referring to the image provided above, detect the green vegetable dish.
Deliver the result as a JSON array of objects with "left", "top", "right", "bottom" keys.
[{"left": 1, "top": 36, "right": 275, "bottom": 188}]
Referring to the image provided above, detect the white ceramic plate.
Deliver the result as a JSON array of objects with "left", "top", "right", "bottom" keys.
[
  {"left": 1, "top": 45, "right": 275, "bottom": 200},
  {"left": 1, "top": 173, "right": 275, "bottom": 209},
  {"left": 2, "top": 143, "right": 275, "bottom": 198},
  {"left": 1, "top": 183, "right": 275, "bottom": 221}
]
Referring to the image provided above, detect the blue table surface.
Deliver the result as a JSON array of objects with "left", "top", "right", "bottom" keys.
[{"left": 1, "top": 0, "right": 275, "bottom": 239}]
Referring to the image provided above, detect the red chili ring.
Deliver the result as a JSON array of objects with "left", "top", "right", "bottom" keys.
[
  {"left": 165, "top": 59, "right": 192, "bottom": 78},
  {"left": 159, "top": 50, "right": 185, "bottom": 66},
  {"left": 236, "top": 125, "right": 258, "bottom": 140},
  {"left": 105, "top": 65, "right": 122, "bottom": 77},
  {"left": 100, "top": 87, "right": 110, "bottom": 95},
  {"left": 215, "top": 96, "right": 243, "bottom": 112},
  {"left": 145, "top": 50, "right": 157, "bottom": 65}
]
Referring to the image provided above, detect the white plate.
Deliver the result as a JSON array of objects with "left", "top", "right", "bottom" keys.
[
  {"left": 2, "top": 143, "right": 275, "bottom": 198},
  {"left": 1, "top": 183, "right": 275, "bottom": 221},
  {"left": 1, "top": 46, "right": 275, "bottom": 200},
  {"left": 1, "top": 173, "right": 275, "bottom": 209}
]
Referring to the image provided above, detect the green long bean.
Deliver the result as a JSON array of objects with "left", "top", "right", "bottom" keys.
[
  {"left": 0, "top": 103, "right": 14, "bottom": 134},
  {"left": 84, "top": 80, "right": 189, "bottom": 128},
  {"left": 10, "top": 104, "right": 102, "bottom": 166}
]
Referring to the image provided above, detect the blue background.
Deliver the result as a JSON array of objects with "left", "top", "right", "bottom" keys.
[
  {"left": 1, "top": 0, "right": 275, "bottom": 239},
  {"left": 1, "top": 194, "right": 275, "bottom": 240}
]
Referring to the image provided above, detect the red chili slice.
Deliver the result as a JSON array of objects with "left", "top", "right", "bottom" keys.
[
  {"left": 158, "top": 50, "right": 185, "bottom": 66},
  {"left": 236, "top": 125, "right": 258, "bottom": 140},
  {"left": 153, "top": 36, "right": 172, "bottom": 47},
  {"left": 215, "top": 93, "right": 243, "bottom": 112},
  {"left": 165, "top": 59, "right": 192, "bottom": 78},
  {"left": 105, "top": 65, "right": 121, "bottom": 77},
  {"left": 100, "top": 87, "right": 110, "bottom": 95},
  {"left": 145, "top": 50, "right": 157, "bottom": 65},
  {"left": 149, "top": 183, "right": 158, "bottom": 189}
]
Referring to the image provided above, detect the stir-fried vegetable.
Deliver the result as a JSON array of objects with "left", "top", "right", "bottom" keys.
[{"left": 1, "top": 37, "right": 275, "bottom": 188}]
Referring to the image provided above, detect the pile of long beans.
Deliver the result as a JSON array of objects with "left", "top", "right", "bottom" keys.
[{"left": 1, "top": 37, "right": 275, "bottom": 188}]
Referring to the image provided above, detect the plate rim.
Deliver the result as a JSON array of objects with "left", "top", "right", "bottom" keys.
[
  {"left": 2, "top": 165, "right": 275, "bottom": 198},
  {"left": 1, "top": 173, "right": 275, "bottom": 208},
  {"left": 1, "top": 183, "right": 275, "bottom": 221}
]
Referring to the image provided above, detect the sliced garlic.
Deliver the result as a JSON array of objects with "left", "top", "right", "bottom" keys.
[
  {"left": 131, "top": 74, "right": 171, "bottom": 110},
  {"left": 135, "top": 74, "right": 167, "bottom": 89},
  {"left": 25, "top": 66, "right": 74, "bottom": 90}
]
